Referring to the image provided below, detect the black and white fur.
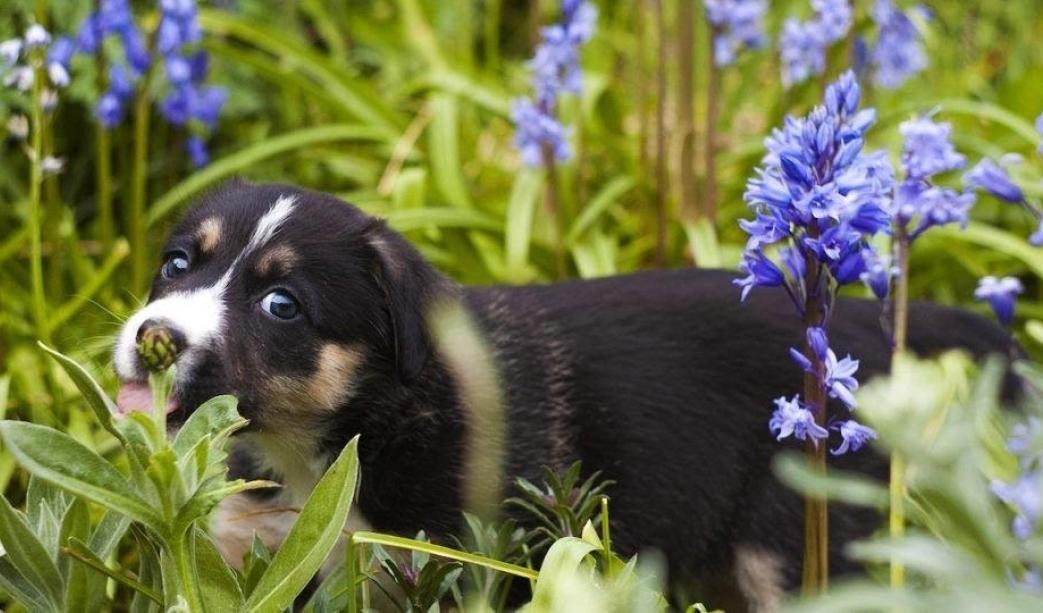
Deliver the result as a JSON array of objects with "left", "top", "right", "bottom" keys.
[{"left": 113, "top": 180, "right": 1015, "bottom": 610}]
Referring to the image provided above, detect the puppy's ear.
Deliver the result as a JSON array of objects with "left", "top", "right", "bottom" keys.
[{"left": 366, "top": 223, "right": 446, "bottom": 383}]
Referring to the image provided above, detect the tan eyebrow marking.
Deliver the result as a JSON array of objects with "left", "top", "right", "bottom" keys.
[
  {"left": 255, "top": 244, "right": 298, "bottom": 277},
  {"left": 197, "top": 217, "right": 223, "bottom": 254},
  {"left": 266, "top": 343, "right": 367, "bottom": 416}
]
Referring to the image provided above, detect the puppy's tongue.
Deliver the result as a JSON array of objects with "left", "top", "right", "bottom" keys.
[{"left": 115, "top": 382, "right": 180, "bottom": 416}]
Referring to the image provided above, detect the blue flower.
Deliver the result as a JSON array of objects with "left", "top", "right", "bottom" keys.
[
  {"left": 992, "top": 472, "right": 1042, "bottom": 540},
  {"left": 109, "top": 63, "right": 134, "bottom": 99},
  {"left": 769, "top": 395, "right": 829, "bottom": 444},
  {"left": 831, "top": 420, "right": 877, "bottom": 455},
  {"left": 1031, "top": 219, "right": 1043, "bottom": 247},
  {"left": 870, "top": 0, "right": 927, "bottom": 89},
  {"left": 899, "top": 116, "right": 965, "bottom": 181},
  {"left": 96, "top": 92, "right": 124, "bottom": 127},
  {"left": 513, "top": 1, "right": 596, "bottom": 167},
  {"left": 780, "top": 18, "right": 825, "bottom": 88},
  {"left": 1036, "top": 112, "right": 1043, "bottom": 155},
  {"left": 511, "top": 97, "right": 571, "bottom": 167},
  {"left": 186, "top": 136, "right": 208, "bottom": 167},
  {"left": 703, "top": 0, "right": 767, "bottom": 67},
  {"left": 964, "top": 158, "right": 1025, "bottom": 204},
  {"left": 811, "top": 0, "right": 853, "bottom": 44},
  {"left": 975, "top": 276, "right": 1024, "bottom": 327},
  {"left": 734, "top": 250, "right": 785, "bottom": 301},
  {"left": 824, "top": 349, "right": 859, "bottom": 408},
  {"left": 859, "top": 249, "right": 894, "bottom": 299}
]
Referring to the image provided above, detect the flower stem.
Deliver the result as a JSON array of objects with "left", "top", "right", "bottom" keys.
[
  {"left": 703, "top": 37, "right": 720, "bottom": 225},
  {"left": 540, "top": 144, "right": 567, "bottom": 278},
  {"left": 889, "top": 225, "right": 911, "bottom": 589},
  {"left": 129, "top": 84, "right": 152, "bottom": 295},
  {"left": 801, "top": 258, "right": 829, "bottom": 594},
  {"left": 677, "top": 0, "right": 698, "bottom": 231},
  {"left": 96, "top": 55, "right": 114, "bottom": 253},
  {"left": 28, "top": 62, "right": 51, "bottom": 347}
]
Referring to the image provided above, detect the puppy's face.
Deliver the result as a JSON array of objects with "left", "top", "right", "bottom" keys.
[{"left": 113, "top": 181, "right": 433, "bottom": 432}]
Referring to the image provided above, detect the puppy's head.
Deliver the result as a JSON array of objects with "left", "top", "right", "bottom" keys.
[{"left": 113, "top": 180, "right": 443, "bottom": 431}]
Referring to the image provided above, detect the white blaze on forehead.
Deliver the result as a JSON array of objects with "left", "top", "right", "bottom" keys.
[
  {"left": 114, "top": 194, "right": 299, "bottom": 381},
  {"left": 246, "top": 195, "right": 297, "bottom": 255}
]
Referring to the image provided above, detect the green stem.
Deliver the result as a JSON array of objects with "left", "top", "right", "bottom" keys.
[
  {"left": 653, "top": 0, "right": 668, "bottom": 266},
  {"left": 171, "top": 534, "right": 206, "bottom": 612},
  {"left": 801, "top": 257, "right": 829, "bottom": 595},
  {"left": 29, "top": 63, "right": 50, "bottom": 347},
  {"left": 703, "top": 49, "right": 720, "bottom": 225},
  {"left": 677, "top": 0, "right": 697, "bottom": 230},
  {"left": 890, "top": 225, "right": 911, "bottom": 589},
  {"left": 96, "top": 56, "right": 114, "bottom": 252},
  {"left": 130, "top": 86, "right": 152, "bottom": 295}
]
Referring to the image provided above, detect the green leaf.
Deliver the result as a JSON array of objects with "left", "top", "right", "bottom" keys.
[
  {"left": 37, "top": 343, "right": 126, "bottom": 445},
  {"left": 172, "top": 395, "right": 245, "bottom": 458},
  {"left": 773, "top": 452, "right": 889, "bottom": 509},
  {"left": 566, "top": 176, "right": 635, "bottom": 245},
  {"left": 60, "top": 499, "right": 93, "bottom": 611},
  {"left": 0, "top": 555, "right": 49, "bottom": 612},
  {"left": 244, "top": 436, "right": 361, "bottom": 613},
  {"left": 0, "top": 491, "right": 64, "bottom": 610},
  {"left": 937, "top": 222, "right": 1043, "bottom": 280},
  {"left": 147, "top": 125, "right": 388, "bottom": 227},
  {"left": 0, "top": 421, "right": 165, "bottom": 534},
  {"left": 63, "top": 537, "right": 163, "bottom": 606},
  {"left": 428, "top": 94, "right": 473, "bottom": 210},
  {"left": 523, "top": 537, "right": 598, "bottom": 611},
  {"left": 504, "top": 169, "right": 544, "bottom": 280},
  {"left": 352, "top": 531, "right": 538, "bottom": 580},
  {"left": 192, "top": 527, "right": 245, "bottom": 611}
]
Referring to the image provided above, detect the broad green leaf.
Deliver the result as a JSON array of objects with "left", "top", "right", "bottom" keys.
[
  {"left": 192, "top": 527, "right": 245, "bottom": 611},
  {"left": 384, "top": 207, "right": 503, "bottom": 233},
  {"left": 147, "top": 125, "right": 388, "bottom": 227},
  {"left": 429, "top": 94, "right": 473, "bottom": 210},
  {"left": 63, "top": 537, "right": 163, "bottom": 606},
  {"left": 683, "top": 218, "right": 723, "bottom": 269},
  {"left": 173, "top": 395, "right": 245, "bottom": 457},
  {"left": 351, "top": 531, "right": 537, "bottom": 580},
  {"left": 0, "top": 421, "right": 165, "bottom": 534},
  {"left": 0, "top": 491, "right": 64, "bottom": 610},
  {"left": 773, "top": 453, "right": 889, "bottom": 509},
  {"left": 37, "top": 343, "right": 125, "bottom": 445},
  {"left": 523, "top": 537, "right": 598, "bottom": 611},
  {"left": 504, "top": 169, "right": 544, "bottom": 280},
  {"left": 566, "top": 176, "right": 635, "bottom": 245},
  {"left": 244, "top": 436, "right": 361, "bottom": 613},
  {"left": 0, "top": 555, "right": 49, "bottom": 612}
]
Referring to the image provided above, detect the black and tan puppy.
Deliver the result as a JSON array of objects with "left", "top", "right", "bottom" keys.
[{"left": 113, "top": 180, "right": 1012, "bottom": 610}]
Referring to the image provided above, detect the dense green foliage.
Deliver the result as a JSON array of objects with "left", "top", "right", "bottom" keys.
[{"left": 2, "top": 0, "right": 1043, "bottom": 610}]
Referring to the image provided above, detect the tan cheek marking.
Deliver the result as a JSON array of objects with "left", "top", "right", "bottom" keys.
[
  {"left": 255, "top": 244, "right": 298, "bottom": 277},
  {"left": 266, "top": 343, "right": 366, "bottom": 416},
  {"left": 197, "top": 217, "right": 223, "bottom": 254}
]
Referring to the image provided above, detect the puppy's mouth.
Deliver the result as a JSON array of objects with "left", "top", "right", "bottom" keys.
[{"left": 115, "top": 381, "right": 182, "bottom": 418}]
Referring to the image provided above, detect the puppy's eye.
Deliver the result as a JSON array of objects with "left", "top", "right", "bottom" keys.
[
  {"left": 260, "top": 290, "right": 300, "bottom": 320},
  {"left": 161, "top": 252, "right": 190, "bottom": 279}
]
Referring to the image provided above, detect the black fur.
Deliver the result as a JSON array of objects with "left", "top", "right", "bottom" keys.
[{"left": 124, "top": 180, "right": 1015, "bottom": 606}]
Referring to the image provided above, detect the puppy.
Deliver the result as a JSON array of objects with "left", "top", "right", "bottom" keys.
[{"left": 113, "top": 179, "right": 1013, "bottom": 610}]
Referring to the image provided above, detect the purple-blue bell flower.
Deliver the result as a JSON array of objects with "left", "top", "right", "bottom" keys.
[
  {"left": 769, "top": 395, "right": 829, "bottom": 444},
  {"left": 165, "top": 55, "right": 192, "bottom": 85},
  {"left": 109, "top": 63, "right": 133, "bottom": 99},
  {"left": 780, "top": 18, "right": 826, "bottom": 88},
  {"left": 186, "top": 135, "right": 208, "bottom": 167},
  {"left": 859, "top": 250, "right": 894, "bottom": 299},
  {"left": 964, "top": 158, "right": 1025, "bottom": 204},
  {"left": 48, "top": 36, "right": 75, "bottom": 69},
  {"left": 870, "top": 0, "right": 927, "bottom": 89},
  {"left": 734, "top": 250, "right": 785, "bottom": 301},
  {"left": 832, "top": 420, "right": 877, "bottom": 455},
  {"left": 99, "top": 0, "right": 134, "bottom": 33},
  {"left": 75, "top": 14, "right": 103, "bottom": 54},
  {"left": 975, "top": 275, "right": 1024, "bottom": 327},
  {"left": 824, "top": 349, "right": 860, "bottom": 408},
  {"left": 992, "top": 472, "right": 1042, "bottom": 540},
  {"left": 511, "top": 97, "right": 571, "bottom": 167},
  {"left": 96, "top": 92, "right": 124, "bottom": 127},
  {"left": 812, "top": 0, "right": 853, "bottom": 44},
  {"left": 807, "top": 326, "right": 829, "bottom": 362},
  {"left": 1036, "top": 112, "right": 1043, "bottom": 155},
  {"left": 193, "top": 86, "right": 227, "bottom": 127},
  {"left": 120, "top": 28, "right": 151, "bottom": 74},
  {"left": 703, "top": 0, "right": 767, "bottom": 67},
  {"left": 1030, "top": 219, "right": 1043, "bottom": 247},
  {"left": 188, "top": 51, "right": 209, "bottom": 82},
  {"left": 899, "top": 116, "right": 965, "bottom": 181},
  {"left": 779, "top": 245, "right": 807, "bottom": 281}
]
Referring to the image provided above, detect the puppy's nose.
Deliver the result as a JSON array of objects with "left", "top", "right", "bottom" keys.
[{"left": 135, "top": 318, "right": 186, "bottom": 372}]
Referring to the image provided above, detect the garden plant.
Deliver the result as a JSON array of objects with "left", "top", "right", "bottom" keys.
[{"left": 1, "top": 0, "right": 1043, "bottom": 611}]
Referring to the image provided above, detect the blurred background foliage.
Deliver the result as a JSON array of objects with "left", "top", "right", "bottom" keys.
[{"left": 1, "top": 0, "right": 1043, "bottom": 607}]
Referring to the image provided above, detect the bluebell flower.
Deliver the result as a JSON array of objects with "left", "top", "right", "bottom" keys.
[
  {"left": 899, "top": 116, "right": 965, "bottom": 181},
  {"left": 96, "top": 92, "right": 124, "bottom": 127},
  {"left": 824, "top": 349, "right": 859, "bottom": 408},
  {"left": 780, "top": 18, "right": 825, "bottom": 88},
  {"left": 75, "top": 14, "right": 103, "bottom": 54},
  {"left": 187, "top": 135, "right": 208, "bottom": 167},
  {"left": 831, "top": 420, "right": 877, "bottom": 455},
  {"left": 769, "top": 395, "right": 829, "bottom": 444},
  {"left": 734, "top": 250, "right": 785, "bottom": 301},
  {"left": 511, "top": 97, "right": 571, "bottom": 167},
  {"left": 1030, "top": 219, "right": 1043, "bottom": 247},
  {"left": 811, "top": 0, "right": 853, "bottom": 44},
  {"left": 964, "top": 158, "right": 1025, "bottom": 204},
  {"left": 24, "top": 24, "right": 51, "bottom": 49},
  {"left": 992, "top": 472, "right": 1042, "bottom": 540},
  {"left": 703, "top": 0, "right": 767, "bottom": 67},
  {"left": 109, "top": 64, "right": 134, "bottom": 99},
  {"left": 870, "top": 0, "right": 927, "bottom": 89},
  {"left": 895, "top": 181, "right": 975, "bottom": 238},
  {"left": 1036, "top": 112, "right": 1043, "bottom": 155},
  {"left": 513, "top": 1, "right": 596, "bottom": 167},
  {"left": 975, "top": 276, "right": 1024, "bottom": 326},
  {"left": 859, "top": 250, "right": 895, "bottom": 299}
]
